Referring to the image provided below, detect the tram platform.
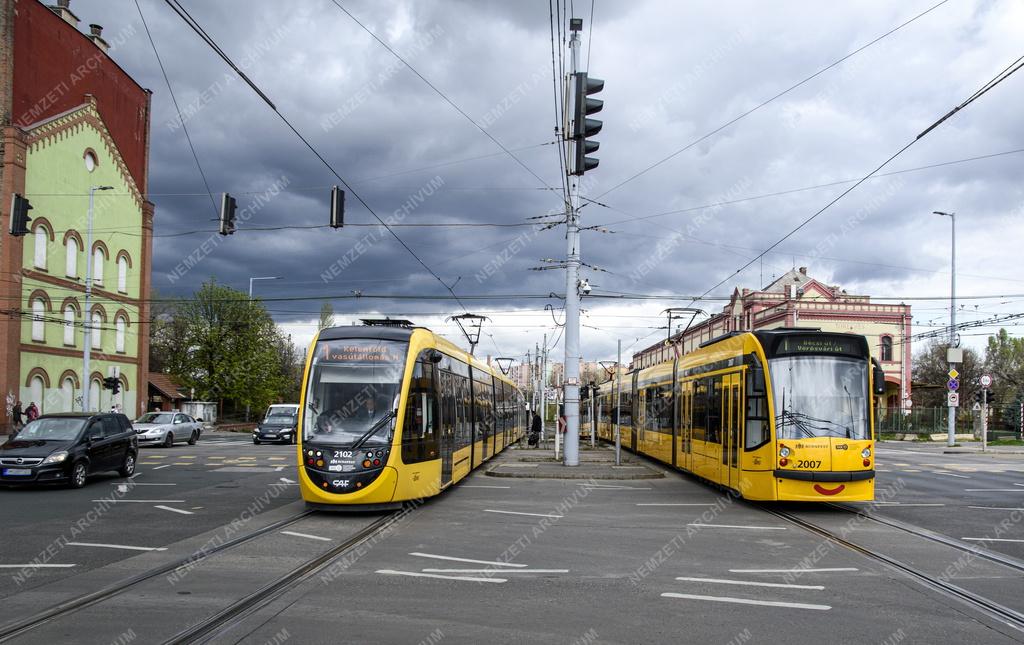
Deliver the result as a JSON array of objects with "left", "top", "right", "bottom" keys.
[{"left": 486, "top": 443, "right": 664, "bottom": 480}]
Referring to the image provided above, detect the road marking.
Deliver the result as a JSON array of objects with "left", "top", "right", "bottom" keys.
[
  {"left": 109, "top": 482, "right": 175, "bottom": 486},
  {"left": 965, "top": 489, "right": 1024, "bottom": 492},
  {"left": 675, "top": 576, "right": 824, "bottom": 590},
  {"left": 376, "top": 569, "right": 506, "bottom": 583},
  {"left": 146, "top": 455, "right": 168, "bottom": 459},
  {"left": 730, "top": 568, "right": 858, "bottom": 573},
  {"left": 90, "top": 499, "right": 186, "bottom": 503},
  {"left": 154, "top": 505, "right": 194, "bottom": 515},
  {"left": 1016, "top": 483, "right": 1024, "bottom": 487},
  {"left": 281, "top": 530, "right": 331, "bottom": 542},
  {"left": 66, "top": 542, "right": 167, "bottom": 552},
  {"left": 462, "top": 485, "right": 512, "bottom": 489},
  {"left": 962, "top": 537, "right": 1024, "bottom": 543},
  {"left": 872, "top": 502, "right": 945, "bottom": 507},
  {"left": 902, "top": 469, "right": 922, "bottom": 473},
  {"left": 153, "top": 465, "right": 171, "bottom": 470},
  {"left": 172, "top": 462, "right": 191, "bottom": 466},
  {"left": 935, "top": 472, "right": 970, "bottom": 478},
  {"left": 687, "top": 523, "right": 787, "bottom": 530},
  {"left": 268, "top": 457, "right": 286, "bottom": 460},
  {"left": 579, "top": 485, "right": 653, "bottom": 490},
  {"left": 178, "top": 456, "right": 196, "bottom": 459},
  {"left": 279, "top": 477, "right": 296, "bottom": 484},
  {"left": 969, "top": 506, "right": 1024, "bottom": 511},
  {"left": 637, "top": 503, "right": 714, "bottom": 506},
  {"left": 0, "top": 564, "right": 76, "bottom": 569},
  {"left": 409, "top": 553, "right": 526, "bottom": 568},
  {"left": 422, "top": 568, "right": 569, "bottom": 574},
  {"left": 661, "top": 592, "right": 830, "bottom": 611},
  {"left": 484, "top": 509, "right": 563, "bottom": 519}
]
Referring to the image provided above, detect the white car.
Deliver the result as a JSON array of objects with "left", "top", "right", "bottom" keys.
[{"left": 134, "top": 412, "right": 203, "bottom": 448}]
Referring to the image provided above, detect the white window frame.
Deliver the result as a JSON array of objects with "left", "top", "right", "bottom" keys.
[
  {"left": 92, "top": 247, "right": 104, "bottom": 285},
  {"left": 63, "top": 306, "right": 75, "bottom": 346},
  {"left": 91, "top": 311, "right": 102, "bottom": 350},
  {"left": 34, "top": 227, "right": 48, "bottom": 270},
  {"left": 115, "top": 316, "right": 126, "bottom": 353},
  {"left": 66, "top": 237, "right": 79, "bottom": 277},
  {"left": 31, "top": 299, "right": 45, "bottom": 341},
  {"left": 117, "top": 256, "right": 128, "bottom": 293}
]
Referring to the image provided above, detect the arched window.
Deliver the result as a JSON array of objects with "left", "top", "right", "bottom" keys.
[
  {"left": 66, "top": 237, "right": 79, "bottom": 277},
  {"left": 63, "top": 305, "right": 76, "bottom": 346},
  {"left": 61, "top": 376, "right": 75, "bottom": 412},
  {"left": 115, "top": 316, "right": 126, "bottom": 353},
  {"left": 91, "top": 311, "right": 102, "bottom": 349},
  {"left": 89, "top": 378, "right": 102, "bottom": 412},
  {"left": 29, "top": 375, "right": 45, "bottom": 413},
  {"left": 34, "top": 227, "right": 48, "bottom": 269},
  {"left": 117, "top": 256, "right": 128, "bottom": 293},
  {"left": 92, "top": 247, "right": 104, "bottom": 284},
  {"left": 31, "top": 299, "right": 46, "bottom": 341},
  {"left": 881, "top": 336, "right": 893, "bottom": 362}
]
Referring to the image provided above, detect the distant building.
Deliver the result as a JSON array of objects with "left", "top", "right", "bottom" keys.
[
  {"left": 631, "top": 268, "right": 912, "bottom": 413},
  {"left": 0, "top": 0, "right": 154, "bottom": 428}
]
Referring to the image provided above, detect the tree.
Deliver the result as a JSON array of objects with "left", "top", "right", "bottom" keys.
[
  {"left": 318, "top": 302, "right": 336, "bottom": 331},
  {"left": 985, "top": 329, "right": 1024, "bottom": 399},
  {"left": 911, "top": 341, "right": 981, "bottom": 409}
]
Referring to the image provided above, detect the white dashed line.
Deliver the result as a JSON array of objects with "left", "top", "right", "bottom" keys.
[
  {"left": 409, "top": 553, "right": 526, "bottom": 568},
  {"left": 376, "top": 569, "right": 506, "bottom": 583},
  {"left": 281, "top": 530, "right": 332, "bottom": 542},
  {"left": 90, "top": 499, "right": 186, "bottom": 503},
  {"left": 687, "top": 523, "right": 787, "bottom": 530},
  {"left": 968, "top": 506, "right": 1024, "bottom": 511},
  {"left": 637, "top": 503, "right": 714, "bottom": 506},
  {"left": 661, "top": 592, "right": 830, "bottom": 611},
  {"left": 962, "top": 537, "right": 1024, "bottom": 543},
  {"left": 422, "top": 568, "right": 569, "bottom": 574},
  {"left": 66, "top": 542, "right": 167, "bottom": 552},
  {"left": 154, "top": 505, "right": 194, "bottom": 515},
  {"left": 0, "top": 564, "right": 76, "bottom": 569},
  {"left": 675, "top": 576, "right": 824, "bottom": 590},
  {"left": 965, "top": 489, "right": 1024, "bottom": 492},
  {"left": 730, "top": 567, "right": 857, "bottom": 573},
  {"left": 152, "top": 465, "right": 171, "bottom": 470},
  {"left": 484, "top": 509, "right": 563, "bottom": 519}
]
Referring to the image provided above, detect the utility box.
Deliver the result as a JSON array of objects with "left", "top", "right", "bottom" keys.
[{"left": 947, "top": 348, "right": 964, "bottom": 364}]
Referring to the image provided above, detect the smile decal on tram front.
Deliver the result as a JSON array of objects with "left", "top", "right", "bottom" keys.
[{"left": 813, "top": 484, "right": 846, "bottom": 496}]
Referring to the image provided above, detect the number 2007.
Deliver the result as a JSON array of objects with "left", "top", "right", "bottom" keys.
[{"left": 796, "top": 460, "right": 822, "bottom": 469}]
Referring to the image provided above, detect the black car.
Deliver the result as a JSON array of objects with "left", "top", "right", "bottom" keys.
[
  {"left": 253, "top": 408, "right": 298, "bottom": 445},
  {"left": 0, "top": 413, "right": 138, "bottom": 488}
]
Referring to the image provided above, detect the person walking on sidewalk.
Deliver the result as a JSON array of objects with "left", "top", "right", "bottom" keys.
[
  {"left": 529, "top": 412, "right": 541, "bottom": 447},
  {"left": 10, "top": 400, "right": 23, "bottom": 436},
  {"left": 24, "top": 402, "right": 39, "bottom": 423}
]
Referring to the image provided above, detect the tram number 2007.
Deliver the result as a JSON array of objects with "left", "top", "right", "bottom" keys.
[{"left": 795, "top": 460, "right": 822, "bottom": 469}]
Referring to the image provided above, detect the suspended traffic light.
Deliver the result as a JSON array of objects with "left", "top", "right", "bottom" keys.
[
  {"left": 330, "top": 185, "right": 345, "bottom": 228},
  {"left": 219, "top": 193, "right": 237, "bottom": 236},
  {"left": 9, "top": 194, "right": 32, "bottom": 236},
  {"left": 572, "top": 72, "right": 604, "bottom": 175}
]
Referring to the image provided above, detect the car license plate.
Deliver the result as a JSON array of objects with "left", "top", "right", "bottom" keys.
[{"left": 3, "top": 468, "right": 31, "bottom": 476}]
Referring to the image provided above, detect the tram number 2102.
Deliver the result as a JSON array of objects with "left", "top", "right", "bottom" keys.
[{"left": 334, "top": 450, "right": 354, "bottom": 459}]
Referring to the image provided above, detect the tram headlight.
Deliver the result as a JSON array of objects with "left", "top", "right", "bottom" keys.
[
  {"left": 779, "top": 446, "right": 791, "bottom": 458},
  {"left": 861, "top": 447, "right": 871, "bottom": 459}
]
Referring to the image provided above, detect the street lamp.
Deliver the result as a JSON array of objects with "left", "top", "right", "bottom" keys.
[
  {"left": 248, "top": 276, "right": 280, "bottom": 299},
  {"left": 934, "top": 211, "right": 956, "bottom": 447},
  {"left": 81, "top": 185, "right": 114, "bottom": 412}
]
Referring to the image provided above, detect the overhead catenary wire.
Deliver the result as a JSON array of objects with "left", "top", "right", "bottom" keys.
[{"left": 160, "top": 0, "right": 467, "bottom": 311}]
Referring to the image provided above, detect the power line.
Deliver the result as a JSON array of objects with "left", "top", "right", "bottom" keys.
[
  {"left": 161, "top": 0, "right": 466, "bottom": 310},
  {"left": 595, "top": 0, "right": 952, "bottom": 200}
]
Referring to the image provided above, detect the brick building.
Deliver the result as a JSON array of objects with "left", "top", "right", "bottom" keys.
[
  {"left": 1, "top": 0, "right": 153, "bottom": 429},
  {"left": 632, "top": 268, "right": 912, "bottom": 413}
]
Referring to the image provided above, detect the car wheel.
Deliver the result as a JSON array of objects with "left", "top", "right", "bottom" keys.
[
  {"left": 119, "top": 452, "right": 136, "bottom": 477},
  {"left": 253, "top": 438, "right": 261, "bottom": 445},
  {"left": 69, "top": 461, "right": 88, "bottom": 489},
  {"left": 164, "top": 433, "right": 174, "bottom": 448},
  {"left": 188, "top": 431, "right": 198, "bottom": 446}
]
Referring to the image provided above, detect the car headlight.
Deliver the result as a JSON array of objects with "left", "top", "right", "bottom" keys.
[
  {"left": 779, "top": 446, "right": 791, "bottom": 458},
  {"left": 42, "top": 451, "right": 68, "bottom": 465},
  {"left": 861, "top": 447, "right": 871, "bottom": 459}
]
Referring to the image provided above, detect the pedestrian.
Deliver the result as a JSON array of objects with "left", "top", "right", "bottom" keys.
[
  {"left": 528, "top": 412, "right": 541, "bottom": 447},
  {"left": 10, "top": 400, "right": 23, "bottom": 435},
  {"left": 24, "top": 401, "right": 39, "bottom": 422}
]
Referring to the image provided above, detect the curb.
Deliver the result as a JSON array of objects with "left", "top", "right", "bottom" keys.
[{"left": 485, "top": 466, "right": 664, "bottom": 480}]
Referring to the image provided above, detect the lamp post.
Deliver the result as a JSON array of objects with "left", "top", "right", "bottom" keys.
[
  {"left": 81, "top": 185, "right": 114, "bottom": 411},
  {"left": 934, "top": 211, "right": 956, "bottom": 446}
]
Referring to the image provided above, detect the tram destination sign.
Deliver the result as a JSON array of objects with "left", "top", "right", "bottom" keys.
[
  {"left": 772, "top": 334, "right": 866, "bottom": 358},
  {"left": 321, "top": 340, "right": 405, "bottom": 364}
]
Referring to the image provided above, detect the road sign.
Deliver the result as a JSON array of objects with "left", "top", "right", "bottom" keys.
[
  {"left": 947, "top": 392, "right": 959, "bottom": 407},
  {"left": 972, "top": 402, "right": 982, "bottom": 411},
  {"left": 947, "top": 378, "right": 959, "bottom": 391},
  {"left": 948, "top": 368, "right": 959, "bottom": 380},
  {"left": 980, "top": 374, "right": 992, "bottom": 388}
]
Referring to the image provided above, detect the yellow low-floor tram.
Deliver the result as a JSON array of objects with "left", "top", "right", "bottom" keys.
[
  {"left": 297, "top": 322, "right": 527, "bottom": 510},
  {"left": 591, "top": 329, "right": 885, "bottom": 501}
]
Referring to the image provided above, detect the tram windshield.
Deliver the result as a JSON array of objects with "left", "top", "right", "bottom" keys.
[
  {"left": 302, "top": 339, "right": 408, "bottom": 447},
  {"left": 770, "top": 356, "right": 869, "bottom": 440}
]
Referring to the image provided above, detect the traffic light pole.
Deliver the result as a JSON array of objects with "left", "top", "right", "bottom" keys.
[
  {"left": 81, "top": 186, "right": 111, "bottom": 412},
  {"left": 981, "top": 387, "right": 988, "bottom": 453},
  {"left": 562, "top": 27, "right": 583, "bottom": 468}
]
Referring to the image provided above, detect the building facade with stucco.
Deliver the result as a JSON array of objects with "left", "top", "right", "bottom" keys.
[{"left": 0, "top": 0, "right": 153, "bottom": 428}]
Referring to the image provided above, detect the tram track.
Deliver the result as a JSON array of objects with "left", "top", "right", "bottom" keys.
[
  {"left": 763, "top": 507, "right": 1024, "bottom": 636},
  {"left": 0, "top": 510, "right": 314, "bottom": 643},
  {"left": 162, "top": 511, "right": 401, "bottom": 645}
]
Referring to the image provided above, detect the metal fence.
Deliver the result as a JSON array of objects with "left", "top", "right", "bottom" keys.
[{"left": 877, "top": 406, "right": 1021, "bottom": 439}]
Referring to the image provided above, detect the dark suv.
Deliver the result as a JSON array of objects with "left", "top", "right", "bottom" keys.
[{"left": 0, "top": 413, "right": 138, "bottom": 488}]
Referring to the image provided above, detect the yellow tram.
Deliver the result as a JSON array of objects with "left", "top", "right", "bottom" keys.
[
  {"left": 296, "top": 323, "right": 526, "bottom": 509},
  {"left": 592, "top": 329, "right": 884, "bottom": 501}
]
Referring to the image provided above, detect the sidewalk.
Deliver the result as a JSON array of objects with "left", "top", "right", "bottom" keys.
[
  {"left": 487, "top": 441, "right": 664, "bottom": 480},
  {"left": 879, "top": 439, "right": 1024, "bottom": 455}
]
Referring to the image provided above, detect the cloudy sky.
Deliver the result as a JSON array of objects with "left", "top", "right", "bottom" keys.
[{"left": 79, "top": 0, "right": 1023, "bottom": 364}]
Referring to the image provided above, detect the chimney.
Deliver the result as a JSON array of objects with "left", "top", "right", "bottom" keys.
[
  {"left": 48, "top": 0, "right": 80, "bottom": 27},
  {"left": 798, "top": 266, "right": 808, "bottom": 275},
  {"left": 88, "top": 24, "right": 109, "bottom": 53}
]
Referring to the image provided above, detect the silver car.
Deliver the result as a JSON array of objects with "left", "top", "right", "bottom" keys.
[{"left": 134, "top": 412, "right": 202, "bottom": 448}]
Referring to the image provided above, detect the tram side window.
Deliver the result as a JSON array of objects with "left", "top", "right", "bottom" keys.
[
  {"left": 618, "top": 388, "right": 632, "bottom": 426},
  {"left": 657, "top": 384, "right": 673, "bottom": 433},
  {"left": 440, "top": 371, "right": 455, "bottom": 440},
  {"left": 692, "top": 379, "right": 707, "bottom": 442},
  {"left": 402, "top": 358, "right": 439, "bottom": 464},
  {"left": 745, "top": 355, "right": 770, "bottom": 450},
  {"left": 455, "top": 374, "right": 472, "bottom": 450},
  {"left": 707, "top": 377, "right": 723, "bottom": 444}
]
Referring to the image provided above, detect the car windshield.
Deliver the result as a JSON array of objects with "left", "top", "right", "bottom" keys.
[
  {"left": 15, "top": 418, "right": 86, "bottom": 441},
  {"left": 265, "top": 411, "right": 296, "bottom": 423},
  {"left": 136, "top": 413, "right": 175, "bottom": 424},
  {"left": 302, "top": 339, "right": 407, "bottom": 447},
  {"left": 770, "top": 356, "right": 869, "bottom": 440}
]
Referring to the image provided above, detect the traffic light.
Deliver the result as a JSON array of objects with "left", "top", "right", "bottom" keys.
[
  {"left": 103, "top": 376, "right": 121, "bottom": 395},
  {"left": 985, "top": 390, "right": 995, "bottom": 404},
  {"left": 571, "top": 72, "right": 604, "bottom": 175},
  {"left": 330, "top": 185, "right": 345, "bottom": 228},
  {"left": 974, "top": 390, "right": 983, "bottom": 405},
  {"left": 219, "top": 193, "right": 237, "bottom": 236},
  {"left": 9, "top": 194, "right": 32, "bottom": 236}
]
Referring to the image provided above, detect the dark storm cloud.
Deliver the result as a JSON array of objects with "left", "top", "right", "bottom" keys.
[{"left": 74, "top": 0, "right": 1024, "bottom": 360}]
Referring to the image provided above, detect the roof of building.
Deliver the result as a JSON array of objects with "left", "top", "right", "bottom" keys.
[{"left": 148, "top": 373, "right": 187, "bottom": 400}]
